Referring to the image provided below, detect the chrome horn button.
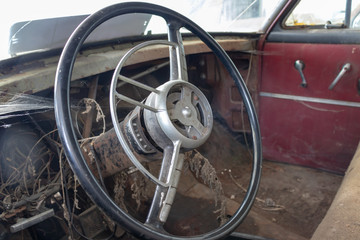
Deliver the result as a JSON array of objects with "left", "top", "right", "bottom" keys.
[
  {"left": 144, "top": 80, "right": 213, "bottom": 149},
  {"left": 181, "top": 106, "right": 192, "bottom": 118}
]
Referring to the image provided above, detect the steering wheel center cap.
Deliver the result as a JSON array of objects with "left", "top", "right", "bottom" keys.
[
  {"left": 144, "top": 80, "right": 213, "bottom": 149},
  {"left": 182, "top": 106, "right": 192, "bottom": 118}
]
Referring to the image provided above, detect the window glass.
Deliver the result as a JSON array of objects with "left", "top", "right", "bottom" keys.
[
  {"left": 284, "top": 0, "right": 360, "bottom": 28},
  {"left": 285, "top": 0, "right": 346, "bottom": 27},
  {"left": 351, "top": 1, "right": 360, "bottom": 28}
]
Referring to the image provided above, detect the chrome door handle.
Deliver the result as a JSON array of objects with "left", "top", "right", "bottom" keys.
[
  {"left": 328, "top": 63, "right": 351, "bottom": 90},
  {"left": 294, "top": 60, "right": 307, "bottom": 88}
]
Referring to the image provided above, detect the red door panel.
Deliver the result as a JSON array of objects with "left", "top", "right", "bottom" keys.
[
  {"left": 260, "top": 42, "right": 360, "bottom": 173},
  {"left": 261, "top": 43, "right": 360, "bottom": 100}
]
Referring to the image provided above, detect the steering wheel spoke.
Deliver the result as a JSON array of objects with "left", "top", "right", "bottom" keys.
[
  {"left": 146, "top": 141, "right": 184, "bottom": 228},
  {"left": 114, "top": 91, "right": 159, "bottom": 112},
  {"left": 180, "top": 85, "right": 194, "bottom": 105},
  {"left": 167, "top": 108, "right": 180, "bottom": 121},
  {"left": 191, "top": 118, "right": 207, "bottom": 136},
  {"left": 118, "top": 75, "right": 161, "bottom": 94},
  {"left": 167, "top": 25, "right": 188, "bottom": 81}
]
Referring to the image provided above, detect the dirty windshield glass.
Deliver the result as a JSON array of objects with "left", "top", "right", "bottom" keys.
[{"left": 0, "top": 0, "right": 283, "bottom": 60}]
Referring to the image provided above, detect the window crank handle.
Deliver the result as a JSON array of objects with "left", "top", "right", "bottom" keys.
[
  {"left": 328, "top": 63, "right": 351, "bottom": 90},
  {"left": 294, "top": 60, "right": 307, "bottom": 88}
]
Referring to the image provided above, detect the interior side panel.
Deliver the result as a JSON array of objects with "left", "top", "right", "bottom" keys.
[{"left": 259, "top": 42, "right": 360, "bottom": 173}]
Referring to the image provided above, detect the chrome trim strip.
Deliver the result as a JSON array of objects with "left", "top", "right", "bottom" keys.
[{"left": 260, "top": 92, "right": 360, "bottom": 108}]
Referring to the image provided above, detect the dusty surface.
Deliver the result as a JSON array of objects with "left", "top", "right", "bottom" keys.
[
  {"left": 237, "top": 161, "right": 341, "bottom": 240},
  {"left": 164, "top": 120, "right": 343, "bottom": 239},
  {"left": 311, "top": 143, "right": 360, "bottom": 240},
  {"left": 116, "top": 120, "right": 343, "bottom": 239}
]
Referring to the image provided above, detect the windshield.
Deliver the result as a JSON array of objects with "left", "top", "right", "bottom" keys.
[{"left": 0, "top": 0, "right": 284, "bottom": 60}]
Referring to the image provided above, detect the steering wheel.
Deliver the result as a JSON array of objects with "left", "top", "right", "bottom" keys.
[{"left": 54, "top": 2, "right": 262, "bottom": 240}]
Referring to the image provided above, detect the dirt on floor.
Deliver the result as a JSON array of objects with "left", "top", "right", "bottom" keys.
[
  {"left": 115, "top": 120, "right": 343, "bottom": 240},
  {"left": 164, "top": 120, "right": 343, "bottom": 240}
]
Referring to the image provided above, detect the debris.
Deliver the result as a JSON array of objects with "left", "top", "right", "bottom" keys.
[
  {"left": 130, "top": 174, "right": 147, "bottom": 212},
  {"left": 77, "top": 98, "right": 106, "bottom": 136},
  {"left": 3, "top": 195, "right": 12, "bottom": 210},
  {"left": 265, "top": 198, "right": 276, "bottom": 208},
  {"left": 185, "top": 150, "right": 227, "bottom": 225},
  {"left": 229, "top": 172, "right": 285, "bottom": 212},
  {"left": 114, "top": 171, "right": 128, "bottom": 212}
]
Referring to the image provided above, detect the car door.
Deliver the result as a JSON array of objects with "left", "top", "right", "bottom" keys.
[{"left": 259, "top": 0, "right": 360, "bottom": 173}]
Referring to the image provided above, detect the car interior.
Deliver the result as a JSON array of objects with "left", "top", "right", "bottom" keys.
[{"left": 0, "top": 0, "right": 359, "bottom": 239}]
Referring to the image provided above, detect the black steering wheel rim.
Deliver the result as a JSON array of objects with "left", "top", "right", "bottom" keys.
[{"left": 54, "top": 2, "right": 262, "bottom": 240}]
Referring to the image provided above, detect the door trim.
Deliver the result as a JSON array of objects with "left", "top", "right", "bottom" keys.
[{"left": 260, "top": 92, "right": 360, "bottom": 108}]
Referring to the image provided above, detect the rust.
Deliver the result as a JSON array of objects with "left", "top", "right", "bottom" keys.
[
  {"left": 3, "top": 206, "right": 27, "bottom": 219},
  {"left": 82, "top": 76, "right": 99, "bottom": 138},
  {"left": 202, "top": 54, "right": 255, "bottom": 132},
  {"left": 82, "top": 128, "right": 134, "bottom": 178}
]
